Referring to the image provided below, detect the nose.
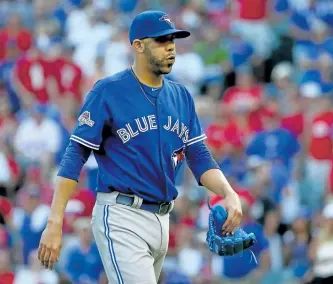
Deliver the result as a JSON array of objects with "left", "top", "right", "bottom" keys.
[{"left": 166, "top": 40, "right": 175, "bottom": 52}]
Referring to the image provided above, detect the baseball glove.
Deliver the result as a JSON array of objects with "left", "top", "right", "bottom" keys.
[{"left": 206, "top": 199, "right": 257, "bottom": 259}]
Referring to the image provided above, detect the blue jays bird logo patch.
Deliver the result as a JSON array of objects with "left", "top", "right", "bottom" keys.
[
  {"left": 171, "top": 146, "right": 185, "bottom": 169},
  {"left": 78, "top": 111, "right": 95, "bottom": 127},
  {"left": 159, "top": 15, "right": 173, "bottom": 27}
]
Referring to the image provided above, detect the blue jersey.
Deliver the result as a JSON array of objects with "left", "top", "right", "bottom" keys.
[
  {"left": 246, "top": 128, "right": 300, "bottom": 170},
  {"left": 61, "top": 68, "right": 213, "bottom": 202},
  {"left": 0, "top": 60, "right": 20, "bottom": 112}
]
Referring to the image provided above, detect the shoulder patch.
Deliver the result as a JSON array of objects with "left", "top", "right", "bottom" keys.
[
  {"left": 78, "top": 111, "right": 95, "bottom": 127},
  {"left": 171, "top": 146, "right": 185, "bottom": 169}
]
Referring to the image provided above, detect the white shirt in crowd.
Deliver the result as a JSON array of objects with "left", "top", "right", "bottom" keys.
[
  {"left": 171, "top": 52, "right": 205, "bottom": 96},
  {"left": 14, "top": 268, "right": 59, "bottom": 284},
  {"left": 0, "top": 152, "right": 11, "bottom": 184},
  {"left": 268, "top": 234, "right": 284, "bottom": 272},
  {"left": 14, "top": 117, "right": 61, "bottom": 162},
  {"left": 13, "top": 204, "right": 51, "bottom": 232},
  {"left": 178, "top": 247, "right": 203, "bottom": 277},
  {"left": 104, "top": 40, "right": 131, "bottom": 76},
  {"left": 66, "top": 8, "right": 113, "bottom": 76}
]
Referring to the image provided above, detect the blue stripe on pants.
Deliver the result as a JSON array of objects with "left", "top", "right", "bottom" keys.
[{"left": 103, "top": 205, "right": 124, "bottom": 283}]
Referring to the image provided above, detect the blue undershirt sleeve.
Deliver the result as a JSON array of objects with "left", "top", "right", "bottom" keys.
[
  {"left": 57, "top": 140, "right": 92, "bottom": 182},
  {"left": 185, "top": 140, "right": 220, "bottom": 185}
]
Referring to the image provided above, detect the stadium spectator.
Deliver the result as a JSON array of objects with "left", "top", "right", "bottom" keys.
[
  {"left": 12, "top": 43, "right": 58, "bottom": 108},
  {"left": 0, "top": 86, "right": 17, "bottom": 144},
  {"left": 63, "top": 173, "right": 95, "bottom": 234},
  {"left": 283, "top": 208, "right": 312, "bottom": 281},
  {"left": 308, "top": 202, "right": 333, "bottom": 283},
  {"left": 218, "top": 139, "right": 248, "bottom": 184},
  {"left": 68, "top": 7, "right": 111, "bottom": 76},
  {"left": 53, "top": 43, "right": 84, "bottom": 105},
  {"left": 13, "top": 103, "right": 61, "bottom": 176},
  {"left": 263, "top": 209, "right": 284, "bottom": 273},
  {"left": 245, "top": 107, "right": 300, "bottom": 173},
  {"left": 13, "top": 185, "right": 50, "bottom": 265},
  {"left": 0, "top": 196, "right": 13, "bottom": 225},
  {"left": 62, "top": 217, "right": 104, "bottom": 284},
  {"left": 230, "top": 0, "right": 277, "bottom": 60},
  {"left": 14, "top": 249, "right": 58, "bottom": 284},
  {"left": 0, "top": 135, "right": 20, "bottom": 198},
  {"left": 226, "top": 25, "right": 255, "bottom": 70},
  {"left": 243, "top": 156, "right": 277, "bottom": 224},
  {"left": 222, "top": 65, "right": 264, "bottom": 135},
  {"left": 171, "top": 38, "right": 205, "bottom": 96},
  {"left": 265, "top": 61, "right": 298, "bottom": 116},
  {"left": 205, "top": 104, "right": 234, "bottom": 160},
  {"left": 84, "top": 55, "right": 107, "bottom": 95},
  {"left": 0, "top": 41, "right": 21, "bottom": 113},
  {"left": 303, "top": 88, "right": 333, "bottom": 211},
  {"left": 0, "top": 249, "right": 15, "bottom": 284},
  {"left": 0, "top": 13, "right": 32, "bottom": 61},
  {"left": 101, "top": 27, "right": 132, "bottom": 76}
]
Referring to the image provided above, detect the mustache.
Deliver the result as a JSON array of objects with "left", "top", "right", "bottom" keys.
[{"left": 166, "top": 54, "right": 176, "bottom": 59}]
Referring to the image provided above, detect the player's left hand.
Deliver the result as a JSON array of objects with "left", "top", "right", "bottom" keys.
[{"left": 220, "top": 192, "right": 242, "bottom": 235}]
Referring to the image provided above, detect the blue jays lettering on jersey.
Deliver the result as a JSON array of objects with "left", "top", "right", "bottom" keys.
[{"left": 67, "top": 68, "right": 207, "bottom": 202}]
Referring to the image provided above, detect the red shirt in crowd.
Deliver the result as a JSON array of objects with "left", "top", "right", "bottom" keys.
[
  {"left": 63, "top": 188, "right": 95, "bottom": 233},
  {"left": 226, "top": 119, "right": 254, "bottom": 146},
  {"left": 309, "top": 111, "right": 333, "bottom": 160},
  {"left": 53, "top": 57, "right": 83, "bottom": 102},
  {"left": 206, "top": 123, "right": 233, "bottom": 150},
  {"left": 210, "top": 188, "right": 255, "bottom": 206},
  {"left": 206, "top": 121, "right": 247, "bottom": 154},
  {"left": 222, "top": 85, "right": 263, "bottom": 132},
  {"left": 0, "top": 197, "right": 13, "bottom": 220},
  {"left": 0, "top": 271, "right": 14, "bottom": 284},
  {"left": 281, "top": 112, "right": 305, "bottom": 138},
  {"left": 0, "top": 28, "right": 32, "bottom": 60},
  {"left": 14, "top": 54, "right": 54, "bottom": 104},
  {"left": 329, "top": 159, "right": 333, "bottom": 194},
  {"left": 0, "top": 225, "right": 9, "bottom": 249},
  {"left": 233, "top": 0, "right": 268, "bottom": 20}
]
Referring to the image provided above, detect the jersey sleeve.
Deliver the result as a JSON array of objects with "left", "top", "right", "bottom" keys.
[
  {"left": 70, "top": 83, "right": 108, "bottom": 151},
  {"left": 185, "top": 92, "right": 207, "bottom": 147}
]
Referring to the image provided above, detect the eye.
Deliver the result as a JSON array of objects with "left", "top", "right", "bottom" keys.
[{"left": 154, "top": 35, "right": 175, "bottom": 43}]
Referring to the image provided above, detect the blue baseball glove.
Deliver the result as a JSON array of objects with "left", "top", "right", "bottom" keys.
[{"left": 206, "top": 200, "right": 256, "bottom": 258}]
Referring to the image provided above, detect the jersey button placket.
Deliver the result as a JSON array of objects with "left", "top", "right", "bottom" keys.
[{"left": 156, "top": 97, "right": 168, "bottom": 201}]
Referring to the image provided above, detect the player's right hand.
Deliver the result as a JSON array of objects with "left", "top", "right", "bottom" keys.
[{"left": 38, "top": 222, "right": 63, "bottom": 270}]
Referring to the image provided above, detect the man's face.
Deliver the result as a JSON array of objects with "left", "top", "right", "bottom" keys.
[{"left": 142, "top": 34, "right": 176, "bottom": 74}]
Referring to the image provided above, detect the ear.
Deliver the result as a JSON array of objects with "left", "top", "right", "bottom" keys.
[{"left": 132, "top": 39, "right": 145, "bottom": 53}]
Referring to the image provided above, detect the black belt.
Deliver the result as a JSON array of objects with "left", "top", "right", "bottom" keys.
[{"left": 109, "top": 188, "right": 174, "bottom": 215}]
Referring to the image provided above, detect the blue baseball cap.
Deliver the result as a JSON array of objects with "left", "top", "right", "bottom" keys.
[{"left": 129, "top": 10, "right": 190, "bottom": 44}]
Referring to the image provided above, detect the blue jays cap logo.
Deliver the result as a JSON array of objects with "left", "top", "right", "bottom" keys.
[
  {"left": 78, "top": 111, "right": 95, "bottom": 127},
  {"left": 171, "top": 146, "right": 185, "bottom": 169},
  {"left": 159, "top": 15, "right": 173, "bottom": 27}
]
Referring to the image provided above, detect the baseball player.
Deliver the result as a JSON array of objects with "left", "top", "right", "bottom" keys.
[{"left": 38, "top": 10, "right": 242, "bottom": 283}]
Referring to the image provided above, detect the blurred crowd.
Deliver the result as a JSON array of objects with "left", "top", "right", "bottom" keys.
[{"left": 1, "top": 0, "right": 333, "bottom": 283}]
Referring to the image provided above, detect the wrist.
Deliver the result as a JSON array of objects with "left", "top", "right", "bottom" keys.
[
  {"left": 47, "top": 217, "right": 63, "bottom": 228},
  {"left": 223, "top": 188, "right": 238, "bottom": 198}
]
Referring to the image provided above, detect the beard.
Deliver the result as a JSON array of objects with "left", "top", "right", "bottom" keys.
[{"left": 144, "top": 47, "right": 173, "bottom": 75}]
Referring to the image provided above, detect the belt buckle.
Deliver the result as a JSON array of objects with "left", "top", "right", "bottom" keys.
[{"left": 158, "top": 202, "right": 171, "bottom": 215}]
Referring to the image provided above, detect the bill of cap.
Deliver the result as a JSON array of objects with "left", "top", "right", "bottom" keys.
[{"left": 146, "top": 28, "right": 191, "bottom": 40}]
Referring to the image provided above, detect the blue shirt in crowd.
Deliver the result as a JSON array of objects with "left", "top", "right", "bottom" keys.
[
  {"left": 246, "top": 128, "right": 300, "bottom": 171},
  {"left": 0, "top": 60, "right": 20, "bottom": 112},
  {"left": 65, "top": 242, "right": 104, "bottom": 284},
  {"left": 301, "top": 69, "right": 333, "bottom": 94}
]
